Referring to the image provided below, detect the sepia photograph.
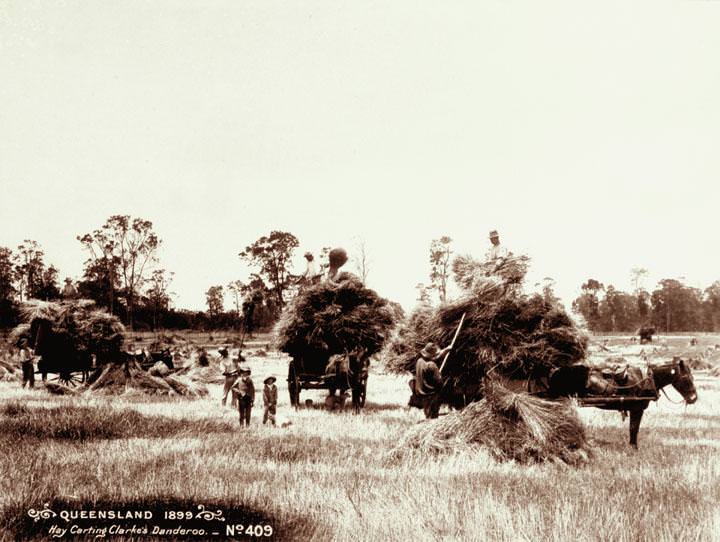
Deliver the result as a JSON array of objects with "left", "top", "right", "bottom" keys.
[{"left": 1, "top": 2, "right": 719, "bottom": 541}]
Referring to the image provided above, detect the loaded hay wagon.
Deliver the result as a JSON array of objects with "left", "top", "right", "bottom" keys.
[
  {"left": 10, "top": 299, "right": 125, "bottom": 386},
  {"left": 275, "top": 268, "right": 397, "bottom": 412}
]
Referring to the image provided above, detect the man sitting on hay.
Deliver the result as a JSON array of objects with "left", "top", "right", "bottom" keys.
[{"left": 409, "top": 341, "right": 452, "bottom": 419}]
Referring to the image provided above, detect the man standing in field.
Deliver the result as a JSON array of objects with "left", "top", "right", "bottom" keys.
[
  {"left": 263, "top": 376, "right": 278, "bottom": 426},
  {"left": 232, "top": 368, "right": 255, "bottom": 427},
  {"left": 18, "top": 338, "right": 35, "bottom": 389},
  {"left": 219, "top": 347, "right": 239, "bottom": 407},
  {"left": 413, "top": 342, "right": 452, "bottom": 419}
]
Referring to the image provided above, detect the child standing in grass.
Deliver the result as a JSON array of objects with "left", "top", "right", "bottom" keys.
[
  {"left": 231, "top": 368, "right": 255, "bottom": 427},
  {"left": 263, "top": 376, "right": 278, "bottom": 426}
]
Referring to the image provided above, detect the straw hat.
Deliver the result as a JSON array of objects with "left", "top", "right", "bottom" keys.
[{"left": 489, "top": 230, "right": 499, "bottom": 239}]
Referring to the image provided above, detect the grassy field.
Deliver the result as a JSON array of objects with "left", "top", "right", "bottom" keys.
[{"left": 0, "top": 335, "right": 718, "bottom": 541}]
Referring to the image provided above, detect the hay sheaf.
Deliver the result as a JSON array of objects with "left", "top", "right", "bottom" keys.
[
  {"left": 386, "top": 256, "right": 587, "bottom": 383},
  {"left": 274, "top": 274, "right": 397, "bottom": 359},
  {"left": 390, "top": 384, "right": 590, "bottom": 465}
]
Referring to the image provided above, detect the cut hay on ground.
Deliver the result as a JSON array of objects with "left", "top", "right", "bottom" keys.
[
  {"left": 386, "top": 256, "right": 587, "bottom": 394},
  {"left": 87, "top": 361, "right": 208, "bottom": 397},
  {"left": 390, "top": 383, "right": 590, "bottom": 465},
  {"left": 274, "top": 274, "right": 397, "bottom": 366}
]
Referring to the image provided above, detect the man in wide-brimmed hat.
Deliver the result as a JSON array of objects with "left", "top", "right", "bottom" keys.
[
  {"left": 485, "top": 230, "right": 508, "bottom": 262},
  {"left": 263, "top": 375, "right": 278, "bottom": 426},
  {"left": 231, "top": 367, "right": 255, "bottom": 427},
  {"left": 61, "top": 277, "right": 78, "bottom": 299},
  {"left": 413, "top": 341, "right": 452, "bottom": 418}
]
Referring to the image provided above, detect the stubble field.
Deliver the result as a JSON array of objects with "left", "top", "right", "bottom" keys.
[{"left": 0, "top": 333, "right": 718, "bottom": 541}]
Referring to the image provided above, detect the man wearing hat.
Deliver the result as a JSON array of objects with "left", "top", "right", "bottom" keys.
[
  {"left": 263, "top": 375, "right": 278, "bottom": 426},
  {"left": 231, "top": 367, "right": 255, "bottom": 427},
  {"left": 219, "top": 347, "right": 239, "bottom": 407},
  {"left": 299, "top": 252, "right": 322, "bottom": 287},
  {"left": 61, "top": 277, "right": 78, "bottom": 299},
  {"left": 414, "top": 342, "right": 452, "bottom": 418},
  {"left": 485, "top": 230, "right": 508, "bottom": 262}
]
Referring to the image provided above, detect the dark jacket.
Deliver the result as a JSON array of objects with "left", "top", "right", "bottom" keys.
[
  {"left": 232, "top": 376, "right": 255, "bottom": 404},
  {"left": 415, "top": 358, "right": 442, "bottom": 396},
  {"left": 263, "top": 384, "right": 277, "bottom": 407}
]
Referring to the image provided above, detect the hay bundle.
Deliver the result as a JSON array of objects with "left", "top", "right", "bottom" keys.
[
  {"left": 391, "top": 383, "right": 590, "bottom": 464},
  {"left": 274, "top": 274, "right": 396, "bottom": 365},
  {"left": 386, "top": 256, "right": 587, "bottom": 390}
]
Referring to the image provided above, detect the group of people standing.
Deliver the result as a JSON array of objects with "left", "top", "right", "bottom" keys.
[{"left": 218, "top": 347, "right": 278, "bottom": 427}]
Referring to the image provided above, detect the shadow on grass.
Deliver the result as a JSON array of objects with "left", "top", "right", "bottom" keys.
[
  {"left": 0, "top": 402, "right": 234, "bottom": 441},
  {"left": 0, "top": 495, "right": 319, "bottom": 542}
]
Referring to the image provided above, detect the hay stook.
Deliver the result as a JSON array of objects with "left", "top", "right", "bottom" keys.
[{"left": 390, "top": 382, "right": 590, "bottom": 465}]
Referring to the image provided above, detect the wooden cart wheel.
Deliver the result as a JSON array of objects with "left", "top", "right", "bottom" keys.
[
  {"left": 55, "top": 371, "right": 83, "bottom": 387},
  {"left": 288, "top": 361, "right": 300, "bottom": 407}
]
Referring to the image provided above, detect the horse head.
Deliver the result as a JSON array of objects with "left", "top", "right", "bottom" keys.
[{"left": 669, "top": 357, "right": 697, "bottom": 404}]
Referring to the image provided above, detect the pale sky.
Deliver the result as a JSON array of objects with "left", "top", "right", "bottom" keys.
[{"left": 1, "top": 1, "right": 719, "bottom": 312}]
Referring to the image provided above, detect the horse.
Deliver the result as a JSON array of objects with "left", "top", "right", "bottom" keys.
[
  {"left": 547, "top": 357, "right": 697, "bottom": 448},
  {"left": 326, "top": 349, "right": 369, "bottom": 413}
]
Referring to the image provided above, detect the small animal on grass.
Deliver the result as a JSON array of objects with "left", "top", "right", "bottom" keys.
[
  {"left": 547, "top": 357, "right": 697, "bottom": 448},
  {"left": 324, "top": 391, "right": 348, "bottom": 411}
]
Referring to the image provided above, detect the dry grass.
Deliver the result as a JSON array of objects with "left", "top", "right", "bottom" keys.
[{"left": 0, "top": 336, "right": 718, "bottom": 541}]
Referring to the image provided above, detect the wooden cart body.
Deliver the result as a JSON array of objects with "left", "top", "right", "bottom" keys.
[{"left": 287, "top": 351, "right": 369, "bottom": 411}]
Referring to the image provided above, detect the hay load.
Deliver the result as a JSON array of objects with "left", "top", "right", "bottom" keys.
[
  {"left": 386, "top": 255, "right": 588, "bottom": 404},
  {"left": 8, "top": 299, "right": 206, "bottom": 398},
  {"left": 14, "top": 299, "right": 126, "bottom": 364},
  {"left": 390, "top": 383, "right": 590, "bottom": 464},
  {"left": 274, "top": 274, "right": 397, "bottom": 369}
]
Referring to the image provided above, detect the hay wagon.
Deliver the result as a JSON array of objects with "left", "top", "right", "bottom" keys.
[{"left": 287, "top": 349, "right": 370, "bottom": 410}]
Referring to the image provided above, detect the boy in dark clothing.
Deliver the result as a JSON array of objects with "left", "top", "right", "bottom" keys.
[
  {"left": 263, "top": 376, "right": 278, "bottom": 426},
  {"left": 231, "top": 368, "right": 255, "bottom": 427}
]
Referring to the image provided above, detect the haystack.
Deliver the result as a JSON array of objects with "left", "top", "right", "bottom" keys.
[
  {"left": 386, "top": 255, "right": 587, "bottom": 402},
  {"left": 274, "top": 274, "right": 397, "bottom": 369},
  {"left": 390, "top": 383, "right": 590, "bottom": 464}
]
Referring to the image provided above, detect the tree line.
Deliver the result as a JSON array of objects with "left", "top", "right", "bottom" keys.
[
  {"left": 0, "top": 216, "right": 365, "bottom": 332},
  {"left": 3, "top": 221, "right": 718, "bottom": 333},
  {"left": 571, "top": 273, "right": 720, "bottom": 333}
]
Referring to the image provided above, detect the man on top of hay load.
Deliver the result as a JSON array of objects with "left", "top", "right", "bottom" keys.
[
  {"left": 299, "top": 252, "right": 322, "bottom": 287},
  {"left": 485, "top": 230, "right": 508, "bottom": 262},
  {"left": 414, "top": 342, "right": 452, "bottom": 419}
]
